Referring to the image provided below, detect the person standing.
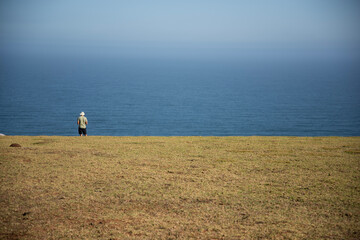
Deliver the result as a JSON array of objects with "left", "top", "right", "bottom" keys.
[{"left": 77, "top": 112, "right": 88, "bottom": 136}]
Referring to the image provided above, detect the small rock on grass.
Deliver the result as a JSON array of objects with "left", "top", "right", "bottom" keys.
[{"left": 10, "top": 143, "right": 21, "bottom": 147}]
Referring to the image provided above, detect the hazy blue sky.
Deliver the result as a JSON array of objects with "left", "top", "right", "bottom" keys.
[{"left": 1, "top": 0, "right": 359, "bottom": 58}]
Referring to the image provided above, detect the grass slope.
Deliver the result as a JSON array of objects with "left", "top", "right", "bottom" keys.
[{"left": 0, "top": 136, "right": 359, "bottom": 239}]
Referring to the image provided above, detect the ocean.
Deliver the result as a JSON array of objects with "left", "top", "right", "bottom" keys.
[{"left": 0, "top": 55, "right": 359, "bottom": 136}]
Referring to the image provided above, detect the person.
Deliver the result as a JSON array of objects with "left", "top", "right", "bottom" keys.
[{"left": 77, "top": 112, "right": 88, "bottom": 136}]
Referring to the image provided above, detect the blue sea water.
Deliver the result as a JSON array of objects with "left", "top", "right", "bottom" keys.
[{"left": 0, "top": 55, "right": 359, "bottom": 136}]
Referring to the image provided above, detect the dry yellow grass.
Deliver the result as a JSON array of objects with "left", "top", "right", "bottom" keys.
[{"left": 0, "top": 136, "right": 359, "bottom": 239}]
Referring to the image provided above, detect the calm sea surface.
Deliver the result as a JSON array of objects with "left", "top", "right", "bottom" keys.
[{"left": 0, "top": 55, "right": 359, "bottom": 136}]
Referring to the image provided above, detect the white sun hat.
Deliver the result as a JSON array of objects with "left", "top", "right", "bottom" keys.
[{"left": 80, "top": 112, "right": 85, "bottom": 116}]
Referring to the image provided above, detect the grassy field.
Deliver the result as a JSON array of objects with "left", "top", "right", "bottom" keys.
[{"left": 0, "top": 136, "right": 359, "bottom": 239}]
